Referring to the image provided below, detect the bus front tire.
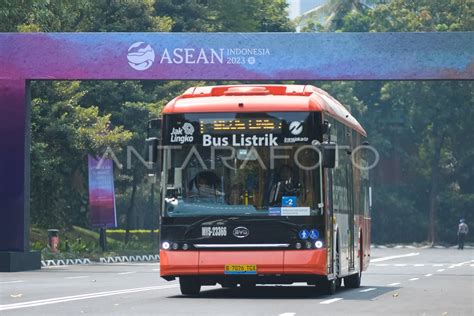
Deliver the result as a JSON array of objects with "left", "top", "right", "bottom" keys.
[
  {"left": 179, "top": 277, "right": 201, "bottom": 295},
  {"left": 319, "top": 279, "right": 336, "bottom": 295},
  {"left": 344, "top": 271, "right": 361, "bottom": 288}
]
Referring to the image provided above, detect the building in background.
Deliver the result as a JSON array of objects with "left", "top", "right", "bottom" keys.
[
  {"left": 287, "top": 0, "right": 389, "bottom": 31},
  {"left": 287, "top": 0, "right": 326, "bottom": 20}
]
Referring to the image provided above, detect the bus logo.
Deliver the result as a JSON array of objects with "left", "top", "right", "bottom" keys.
[
  {"left": 233, "top": 226, "right": 249, "bottom": 238},
  {"left": 170, "top": 122, "right": 195, "bottom": 144},
  {"left": 182, "top": 122, "right": 195, "bottom": 135},
  {"left": 289, "top": 121, "right": 303, "bottom": 135}
]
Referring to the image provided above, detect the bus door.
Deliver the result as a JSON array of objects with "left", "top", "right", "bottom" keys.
[
  {"left": 325, "top": 167, "right": 335, "bottom": 276},
  {"left": 346, "top": 160, "right": 355, "bottom": 270}
]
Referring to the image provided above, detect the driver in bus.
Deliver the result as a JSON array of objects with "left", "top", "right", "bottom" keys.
[
  {"left": 267, "top": 164, "right": 301, "bottom": 206},
  {"left": 188, "top": 171, "right": 221, "bottom": 199}
]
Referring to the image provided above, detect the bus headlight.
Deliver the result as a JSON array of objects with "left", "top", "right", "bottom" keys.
[
  {"left": 162, "top": 241, "right": 170, "bottom": 250},
  {"left": 305, "top": 241, "right": 312, "bottom": 249},
  {"left": 295, "top": 242, "right": 302, "bottom": 249},
  {"left": 315, "top": 240, "right": 323, "bottom": 249},
  {"left": 182, "top": 243, "right": 189, "bottom": 250},
  {"left": 171, "top": 243, "right": 179, "bottom": 250}
]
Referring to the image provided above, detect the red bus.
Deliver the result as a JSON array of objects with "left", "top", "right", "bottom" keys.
[{"left": 147, "top": 84, "right": 371, "bottom": 295}]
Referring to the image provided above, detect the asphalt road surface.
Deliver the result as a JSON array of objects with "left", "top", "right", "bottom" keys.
[{"left": 1, "top": 248, "right": 473, "bottom": 315}]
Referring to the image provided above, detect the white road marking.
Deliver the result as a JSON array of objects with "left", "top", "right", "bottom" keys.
[
  {"left": 448, "top": 266, "right": 455, "bottom": 269},
  {"left": 360, "top": 288, "right": 376, "bottom": 292},
  {"left": 113, "top": 263, "right": 157, "bottom": 266},
  {"left": 0, "top": 280, "right": 24, "bottom": 285},
  {"left": 42, "top": 266, "right": 69, "bottom": 269},
  {"left": 117, "top": 271, "right": 136, "bottom": 275},
  {"left": 387, "top": 282, "right": 400, "bottom": 286},
  {"left": 279, "top": 313, "right": 296, "bottom": 316},
  {"left": 371, "top": 252, "right": 419, "bottom": 263},
  {"left": 424, "top": 274, "right": 433, "bottom": 277},
  {"left": 437, "top": 269, "right": 445, "bottom": 272},
  {"left": 373, "top": 263, "right": 454, "bottom": 267},
  {"left": 409, "top": 278, "right": 419, "bottom": 281},
  {"left": 64, "top": 276, "right": 89, "bottom": 280},
  {"left": 320, "top": 298, "right": 343, "bottom": 304},
  {"left": 0, "top": 284, "right": 179, "bottom": 311},
  {"left": 452, "top": 260, "right": 473, "bottom": 267},
  {"left": 152, "top": 269, "right": 160, "bottom": 271},
  {"left": 470, "top": 264, "right": 474, "bottom": 267}
]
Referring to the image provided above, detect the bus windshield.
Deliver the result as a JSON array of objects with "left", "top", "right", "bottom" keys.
[{"left": 162, "top": 112, "right": 323, "bottom": 217}]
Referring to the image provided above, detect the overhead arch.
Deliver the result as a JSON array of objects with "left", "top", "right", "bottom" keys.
[{"left": 0, "top": 32, "right": 473, "bottom": 271}]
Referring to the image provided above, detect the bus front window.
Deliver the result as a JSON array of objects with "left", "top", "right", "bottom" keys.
[{"left": 163, "top": 144, "right": 322, "bottom": 217}]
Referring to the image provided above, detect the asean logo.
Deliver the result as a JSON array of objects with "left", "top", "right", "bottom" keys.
[{"left": 127, "top": 42, "right": 155, "bottom": 71}]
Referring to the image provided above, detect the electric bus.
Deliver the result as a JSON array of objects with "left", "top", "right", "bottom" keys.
[{"left": 146, "top": 84, "right": 371, "bottom": 295}]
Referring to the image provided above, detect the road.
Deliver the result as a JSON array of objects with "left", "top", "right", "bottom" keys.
[{"left": 1, "top": 248, "right": 473, "bottom": 315}]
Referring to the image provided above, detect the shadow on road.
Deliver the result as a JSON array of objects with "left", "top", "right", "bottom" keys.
[{"left": 168, "top": 285, "right": 399, "bottom": 300}]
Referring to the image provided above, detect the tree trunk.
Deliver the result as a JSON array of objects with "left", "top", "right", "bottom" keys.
[
  {"left": 428, "top": 133, "right": 445, "bottom": 244},
  {"left": 125, "top": 170, "right": 138, "bottom": 244}
]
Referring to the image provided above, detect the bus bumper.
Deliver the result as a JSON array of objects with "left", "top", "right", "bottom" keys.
[{"left": 160, "top": 249, "right": 327, "bottom": 278}]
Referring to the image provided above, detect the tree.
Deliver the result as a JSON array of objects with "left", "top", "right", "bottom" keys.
[
  {"left": 337, "top": 0, "right": 474, "bottom": 243},
  {"left": 30, "top": 81, "right": 132, "bottom": 228},
  {"left": 154, "top": 0, "right": 294, "bottom": 32}
]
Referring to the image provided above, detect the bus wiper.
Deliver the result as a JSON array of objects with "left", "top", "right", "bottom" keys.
[
  {"left": 236, "top": 218, "right": 301, "bottom": 233},
  {"left": 183, "top": 215, "right": 220, "bottom": 239}
]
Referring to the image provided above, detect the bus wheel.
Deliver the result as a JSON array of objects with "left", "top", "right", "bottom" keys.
[
  {"left": 344, "top": 271, "right": 361, "bottom": 288},
  {"left": 179, "top": 276, "right": 201, "bottom": 295},
  {"left": 319, "top": 279, "right": 336, "bottom": 295}
]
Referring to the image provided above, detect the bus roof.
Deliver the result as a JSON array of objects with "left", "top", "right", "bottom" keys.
[{"left": 162, "top": 84, "right": 367, "bottom": 136}]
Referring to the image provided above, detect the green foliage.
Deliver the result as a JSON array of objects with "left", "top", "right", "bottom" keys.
[
  {"left": 301, "top": 0, "right": 474, "bottom": 243},
  {"left": 0, "top": 0, "right": 172, "bottom": 32},
  {"left": 154, "top": 0, "right": 294, "bottom": 32},
  {"left": 30, "top": 81, "right": 132, "bottom": 228},
  {"left": 372, "top": 185, "right": 427, "bottom": 243},
  {"left": 30, "top": 225, "right": 157, "bottom": 260},
  {"left": 341, "top": 0, "right": 474, "bottom": 32}
]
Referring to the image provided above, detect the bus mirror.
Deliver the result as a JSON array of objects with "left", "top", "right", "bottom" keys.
[
  {"left": 322, "top": 120, "right": 331, "bottom": 135},
  {"left": 147, "top": 119, "right": 162, "bottom": 139},
  {"left": 322, "top": 141, "right": 337, "bottom": 168},
  {"left": 146, "top": 137, "right": 159, "bottom": 164},
  {"left": 149, "top": 119, "right": 161, "bottom": 129}
]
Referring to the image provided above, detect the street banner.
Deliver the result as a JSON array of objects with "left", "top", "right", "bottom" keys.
[{"left": 88, "top": 155, "right": 117, "bottom": 228}]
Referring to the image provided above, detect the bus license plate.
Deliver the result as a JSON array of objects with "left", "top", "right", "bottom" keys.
[{"left": 224, "top": 264, "right": 257, "bottom": 275}]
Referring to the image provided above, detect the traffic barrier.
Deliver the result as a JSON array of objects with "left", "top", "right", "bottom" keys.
[{"left": 42, "top": 255, "right": 158, "bottom": 266}]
